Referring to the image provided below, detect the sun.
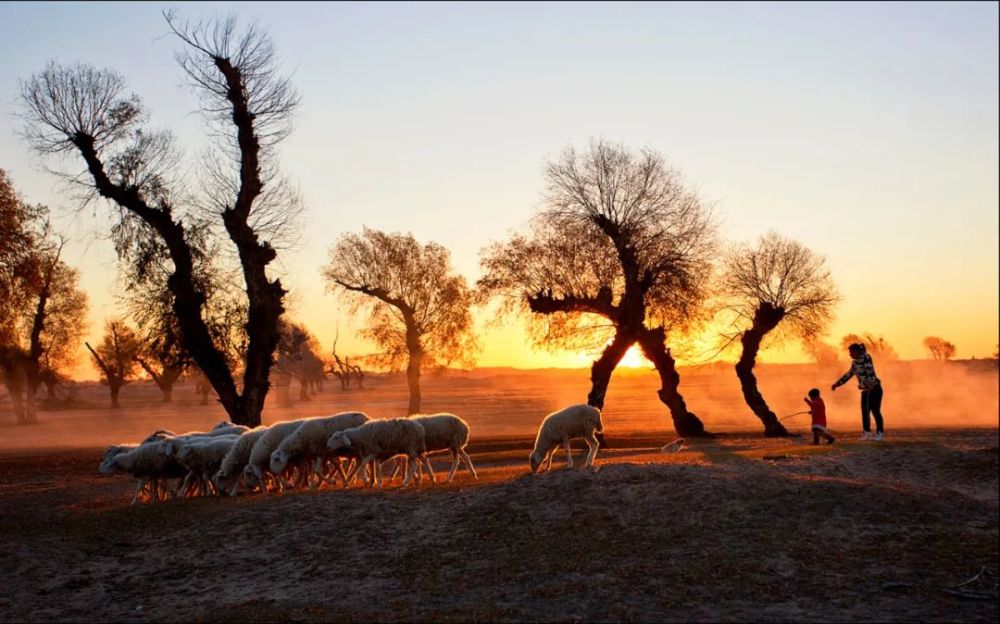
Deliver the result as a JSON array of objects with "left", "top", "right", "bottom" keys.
[{"left": 618, "top": 344, "right": 653, "bottom": 368}]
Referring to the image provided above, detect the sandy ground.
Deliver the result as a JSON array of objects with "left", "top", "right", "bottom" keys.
[{"left": 1, "top": 429, "right": 997, "bottom": 623}]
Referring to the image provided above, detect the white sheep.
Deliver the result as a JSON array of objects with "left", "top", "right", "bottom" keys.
[
  {"left": 529, "top": 404, "right": 604, "bottom": 473},
  {"left": 243, "top": 419, "right": 312, "bottom": 493},
  {"left": 159, "top": 434, "right": 231, "bottom": 458},
  {"left": 327, "top": 418, "right": 433, "bottom": 488},
  {"left": 210, "top": 421, "right": 251, "bottom": 435},
  {"left": 269, "top": 412, "right": 369, "bottom": 487},
  {"left": 213, "top": 426, "right": 270, "bottom": 496},
  {"left": 99, "top": 441, "right": 188, "bottom": 504},
  {"left": 175, "top": 436, "right": 239, "bottom": 496},
  {"left": 408, "top": 413, "right": 477, "bottom": 483}
]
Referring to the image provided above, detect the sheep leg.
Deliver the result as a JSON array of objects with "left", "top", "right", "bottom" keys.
[
  {"left": 310, "top": 457, "right": 324, "bottom": 490},
  {"left": 544, "top": 448, "right": 555, "bottom": 472},
  {"left": 447, "top": 451, "right": 460, "bottom": 483},
  {"left": 132, "top": 477, "right": 149, "bottom": 505},
  {"left": 334, "top": 459, "right": 349, "bottom": 484},
  {"left": 584, "top": 432, "right": 600, "bottom": 468},
  {"left": 420, "top": 454, "right": 436, "bottom": 484},
  {"left": 564, "top": 440, "right": 574, "bottom": 469},
  {"left": 388, "top": 457, "right": 403, "bottom": 482},
  {"left": 458, "top": 449, "right": 478, "bottom": 479},
  {"left": 375, "top": 459, "right": 385, "bottom": 488},
  {"left": 401, "top": 455, "right": 418, "bottom": 487},
  {"left": 178, "top": 471, "right": 194, "bottom": 498}
]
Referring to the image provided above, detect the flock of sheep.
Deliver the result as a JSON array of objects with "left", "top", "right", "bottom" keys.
[{"left": 98, "top": 404, "right": 605, "bottom": 504}]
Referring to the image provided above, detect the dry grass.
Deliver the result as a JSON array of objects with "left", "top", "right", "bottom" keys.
[{"left": 1, "top": 429, "right": 997, "bottom": 623}]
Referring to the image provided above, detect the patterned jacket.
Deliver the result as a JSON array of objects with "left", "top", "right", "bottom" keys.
[{"left": 835, "top": 352, "right": 881, "bottom": 391}]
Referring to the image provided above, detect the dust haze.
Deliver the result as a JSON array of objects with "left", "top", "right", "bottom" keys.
[{"left": 1, "top": 360, "right": 995, "bottom": 453}]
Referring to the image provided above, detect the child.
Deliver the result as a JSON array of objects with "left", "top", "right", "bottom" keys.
[{"left": 804, "top": 388, "right": 835, "bottom": 445}]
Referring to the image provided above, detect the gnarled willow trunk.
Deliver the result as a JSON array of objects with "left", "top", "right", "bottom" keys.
[
  {"left": 585, "top": 333, "right": 634, "bottom": 448},
  {"left": 638, "top": 327, "right": 709, "bottom": 437},
  {"left": 734, "top": 303, "right": 788, "bottom": 437}
]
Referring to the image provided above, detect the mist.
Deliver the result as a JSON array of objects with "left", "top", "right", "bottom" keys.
[{"left": 0, "top": 360, "right": 995, "bottom": 453}]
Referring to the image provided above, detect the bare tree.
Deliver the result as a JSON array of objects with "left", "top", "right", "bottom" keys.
[
  {"left": 718, "top": 232, "right": 839, "bottom": 436},
  {"left": 923, "top": 336, "right": 956, "bottom": 361},
  {"left": 840, "top": 333, "right": 899, "bottom": 361},
  {"left": 86, "top": 319, "right": 140, "bottom": 408},
  {"left": 329, "top": 330, "right": 365, "bottom": 391},
  {"left": 0, "top": 171, "right": 89, "bottom": 423},
  {"left": 323, "top": 229, "right": 478, "bottom": 414},
  {"left": 18, "top": 12, "right": 300, "bottom": 426},
  {"left": 479, "top": 140, "right": 716, "bottom": 436},
  {"left": 272, "top": 319, "right": 324, "bottom": 406},
  {"left": 803, "top": 336, "right": 840, "bottom": 366}
]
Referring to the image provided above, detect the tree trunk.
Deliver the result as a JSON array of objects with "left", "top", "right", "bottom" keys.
[
  {"left": 735, "top": 304, "right": 787, "bottom": 437},
  {"left": 406, "top": 353, "right": 422, "bottom": 415},
  {"left": 638, "top": 327, "right": 710, "bottom": 437},
  {"left": 298, "top": 378, "right": 310, "bottom": 401},
  {"left": 586, "top": 332, "right": 634, "bottom": 410},
  {"left": 109, "top": 383, "right": 121, "bottom": 409}
]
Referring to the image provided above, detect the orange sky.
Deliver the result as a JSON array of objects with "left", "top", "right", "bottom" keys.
[{"left": 1, "top": 3, "right": 997, "bottom": 381}]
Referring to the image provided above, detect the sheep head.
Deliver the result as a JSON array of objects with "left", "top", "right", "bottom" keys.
[
  {"left": 529, "top": 451, "right": 543, "bottom": 474},
  {"left": 327, "top": 431, "right": 351, "bottom": 451},
  {"left": 270, "top": 449, "right": 290, "bottom": 474}
]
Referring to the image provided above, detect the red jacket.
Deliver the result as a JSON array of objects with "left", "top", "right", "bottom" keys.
[{"left": 806, "top": 397, "right": 827, "bottom": 428}]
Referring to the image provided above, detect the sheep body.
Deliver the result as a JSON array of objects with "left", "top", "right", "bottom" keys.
[
  {"left": 328, "top": 418, "right": 432, "bottom": 487},
  {"left": 270, "top": 411, "right": 369, "bottom": 476},
  {"left": 244, "top": 420, "right": 311, "bottom": 491},
  {"left": 408, "top": 413, "right": 477, "bottom": 482},
  {"left": 99, "top": 441, "right": 188, "bottom": 504},
  {"left": 213, "top": 426, "right": 270, "bottom": 495},
  {"left": 529, "top": 404, "right": 603, "bottom": 473},
  {"left": 175, "top": 436, "right": 239, "bottom": 496}
]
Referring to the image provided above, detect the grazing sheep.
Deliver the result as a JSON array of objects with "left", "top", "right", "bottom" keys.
[
  {"left": 99, "top": 441, "right": 188, "bottom": 504},
  {"left": 243, "top": 420, "right": 311, "bottom": 492},
  {"left": 529, "top": 404, "right": 604, "bottom": 473},
  {"left": 328, "top": 418, "right": 433, "bottom": 488},
  {"left": 175, "top": 436, "right": 239, "bottom": 496},
  {"left": 139, "top": 430, "right": 177, "bottom": 445},
  {"left": 408, "top": 413, "right": 477, "bottom": 483},
  {"left": 213, "top": 426, "right": 270, "bottom": 496},
  {"left": 210, "top": 421, "right": 251, "bottom": 435},
  {"left": 100, "top": 443, "right": 138, "bottom": 468},
  {"left": 159, "top": 434, "right": 231, "bottom": 458},
  {"left": 270, "top": 412, "right": 369, "bottom": 486}
]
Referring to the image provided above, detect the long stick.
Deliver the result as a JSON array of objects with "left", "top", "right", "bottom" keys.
[{"left": 779, "top": 410, "right": 810, "bottom": 421}]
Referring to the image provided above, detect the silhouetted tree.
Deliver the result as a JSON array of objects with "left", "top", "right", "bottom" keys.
[
  {"left": 840, "top": 333, "right": 899, "bottom": 361},
  {"left": 329, "top": 330, "right": 365, "bottom": 391},
  {"left": 323, "top": 229, "right": 478, "bottom": 414},
  {"left": 923, "top": 336, "right": 956, "bottom": 361},
  {"left": 273, "top": 319, "right": 324, "bottom": 406},
  {"left": 719, "top": 232, "right": 839, "bottom": 436},
  {"left": 0, "top": 171, "right": 89, "bottom": 423},
  {"left": 86, "top": 319, "right": 140, "bottom": 408},
  {"left": 803, "top": 336, "right": 840, "bottom": 366},
  {"left": 19, "top": 12, "right": 300, "bottom": 426},
  {"left": 479, "top": 140, "right": 716, "bottom": 436}
]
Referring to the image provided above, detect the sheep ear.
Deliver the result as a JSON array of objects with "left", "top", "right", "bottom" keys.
[{"left": 341, "top": 434, "right": 351, "bottom": 447}]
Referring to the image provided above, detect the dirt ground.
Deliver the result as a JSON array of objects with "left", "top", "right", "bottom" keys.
[
  {"left": 1, "top": 429, "right": 997, "bottom": 623},
  {"left": 1, "top": 364, "right": 997, "bottom": 622}
]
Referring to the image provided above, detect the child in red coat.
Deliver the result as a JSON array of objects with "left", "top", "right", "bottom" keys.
[{"left": 805, "top": 388, "right": 835, "bottom": 445}]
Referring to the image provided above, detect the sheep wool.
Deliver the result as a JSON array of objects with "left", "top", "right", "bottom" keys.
[{"left": 529, "top": 404, "right": 604, "bottom": 473}]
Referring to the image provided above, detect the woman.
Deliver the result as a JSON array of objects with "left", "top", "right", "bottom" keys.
[{"left": 832, "top": 343, "right": 885, "bottom": 441}]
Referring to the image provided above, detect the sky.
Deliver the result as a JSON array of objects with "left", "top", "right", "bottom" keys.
[{"left": 1, "top": 1, "right": 997, "bottom": 380}]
